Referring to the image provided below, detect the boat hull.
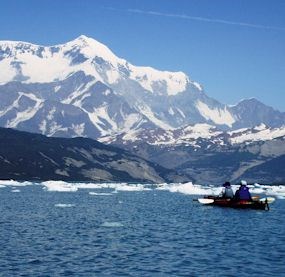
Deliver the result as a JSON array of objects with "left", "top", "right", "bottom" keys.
[{"left": 205, "top": 197, "right": 268, "bottom": 210}]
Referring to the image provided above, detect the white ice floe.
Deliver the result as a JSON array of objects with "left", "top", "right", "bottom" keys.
[
  {"left": 0, "top": 180, "right": 34, "bottom": 187},
  {"left": 157, "top": 182, "right": 221, "bottom": 195},
  {"left": 40, "top": 180, "right": 151, "bottom": 192},
  {"left": 114, "top": 183, "right": 151, "bottom": 192},
  {"left": 74, "top": 182, "right": 112, "bottom": 189},
  {"left": 42, "top": 181, "right": 78, "bottom": 192},
  {"left": 0, "top": 180, "right": 284, "bottom": 199},
  {"left": 156, "top": 182, "right": 285, "bottom": 199},
  {"left": 80, "top": 182, "right": 150, "bottom": 192},
  {"left": 262, "top": 186, "right": 285, "bottom": 199}
]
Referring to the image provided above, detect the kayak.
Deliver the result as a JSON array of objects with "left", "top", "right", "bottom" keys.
[{"left": 197, "top": 196, "right": 275, "bottom": 210}]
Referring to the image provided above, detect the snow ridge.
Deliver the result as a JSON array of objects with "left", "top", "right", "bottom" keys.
[{"left": 0, "top": 35, "right": 195, "bottom": 96}]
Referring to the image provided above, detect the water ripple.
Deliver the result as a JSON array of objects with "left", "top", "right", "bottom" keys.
[{"left": 0, "top": 186, "right": 284, "bottom": 276}]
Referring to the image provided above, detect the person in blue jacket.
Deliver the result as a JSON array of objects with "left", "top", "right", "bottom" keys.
[{"left": 235, "top": 180, "right": 252, "bottom": 201}]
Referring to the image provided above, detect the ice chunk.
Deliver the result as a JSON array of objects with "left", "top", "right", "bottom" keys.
[
  {"left": 0, "top": 180, "right": 34, "bottom": 186},
  {"left": 157, "top": 182, "right": 220, "bottom": 195},
  {"left": 42, "top": 181, "right": 78, "bottom": 192},
  {"left": 114, "top": 183, "right": 151, "bottom": 192}
]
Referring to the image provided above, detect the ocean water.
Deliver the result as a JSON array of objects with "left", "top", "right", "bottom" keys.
[{"left": 0, "top": 181, "right": 285, "bottom": 276}]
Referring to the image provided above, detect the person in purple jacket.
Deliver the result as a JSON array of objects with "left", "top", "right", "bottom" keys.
[{"left": 235, "top": 180, "right": 252, "bottom": 201}]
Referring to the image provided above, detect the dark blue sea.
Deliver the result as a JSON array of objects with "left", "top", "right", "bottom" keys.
[{"left": 1, "top": 183, "right": 285, "bottom": 276}]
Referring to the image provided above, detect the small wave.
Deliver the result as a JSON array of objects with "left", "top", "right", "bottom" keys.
[
  {"left": 11, "top": 189, "right": 21, "bottom": 193},
  {"left": 89, "top": 192, "right": 113, "bottom": 196},
  {"left": 101, "top": 221, "right": 124, "bottom": 228},
  {"left": 54, "top": 204, "right": 75, "bottom": 208}
]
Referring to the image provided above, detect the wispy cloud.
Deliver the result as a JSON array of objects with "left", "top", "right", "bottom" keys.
[{"left": 107, "top": 7, "right": 285, "bottom": 31}]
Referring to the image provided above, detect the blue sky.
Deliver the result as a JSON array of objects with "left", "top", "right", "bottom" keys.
[{"left": 1, "top": 0, "right": 285, "bottom": 111}]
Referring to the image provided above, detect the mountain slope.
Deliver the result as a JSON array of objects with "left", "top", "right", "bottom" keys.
[
  {"left": 0, "top": 127, "right": 186, "bottom": 183},
  {"left": 239, "top": 154, "right": 285, "bottom": 183},
  {"left": 108, "top": 126, "right": 285, "bottom": 184},
  {"left": 229, "top": 98, "right": 285, "bottom": 129}
]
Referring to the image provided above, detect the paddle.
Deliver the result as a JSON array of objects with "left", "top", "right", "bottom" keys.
[
  {"left": 259, "top": 197, "right": 275, "bottom": 204},
  {"left": 198, "top": 198, "right": 214, "bottom": 204}
]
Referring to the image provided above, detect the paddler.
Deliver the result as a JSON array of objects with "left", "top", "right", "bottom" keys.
[
  {"left": 235, "top": 180, "right": 252, "bottom": 201},
  {"left": 221, "top": 181, "right": 234, "bottom": 199}
]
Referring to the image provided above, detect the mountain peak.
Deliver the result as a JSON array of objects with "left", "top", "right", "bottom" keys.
[
  {"left": 72, "top": 34, "right": 104, "bottom": 47},
  {"left": 234, "top": 97, "right": 269, "bottom": 107},
  {"left": 77, "top": 34, "right": 91, "bottom": 41},
  {"left": 66, "top": 35, "right": 123, "bottom": 64}
]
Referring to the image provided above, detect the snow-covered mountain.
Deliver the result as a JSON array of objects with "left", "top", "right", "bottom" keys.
[
  {"left": 108, "top": 124, "right": 285, "bottom": 184},
  {"left": 1, "top": 35, "right": 285, "bottom": 183},
  {"left": 1, "top": 35, "right": 284, "bottom": 142},
  {"left": 105, "top": 123, "right": 285, "bottom": 147}
]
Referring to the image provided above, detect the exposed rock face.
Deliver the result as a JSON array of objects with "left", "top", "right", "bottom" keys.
[{"left": 0, "top": 127, "right": 186, "bottom": 183}]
